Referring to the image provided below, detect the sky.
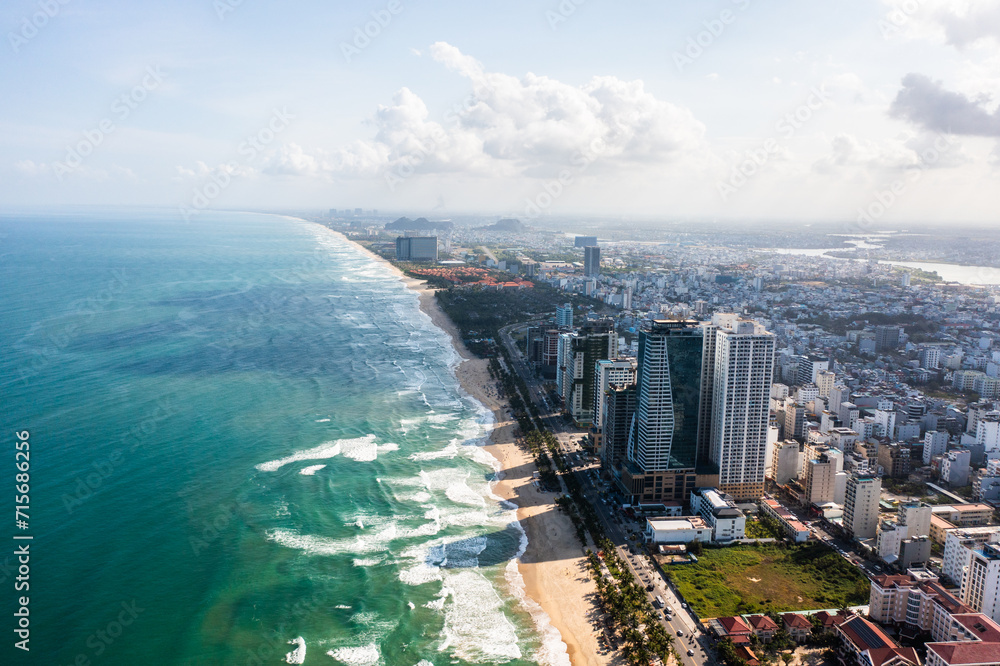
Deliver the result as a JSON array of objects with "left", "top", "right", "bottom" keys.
[{"left": 2, "top": 0, "right": 1000, "bottom": 225}]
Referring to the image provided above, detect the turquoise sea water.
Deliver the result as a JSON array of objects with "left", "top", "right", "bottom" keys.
[{"left": 0, "top": 210, "right": 562, "bottom": 666}]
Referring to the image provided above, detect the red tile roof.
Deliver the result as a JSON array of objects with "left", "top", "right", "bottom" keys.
[
  {"left": 720, "top": 616, "right": 752, "bottom": 635},
  {"left": 782, "top": 613, "right": 812, "bottom": 629},
  {"left": 749, "top": 615, "right": 780, "bottom": 631},
  {"left": 927, "top": 641, "right": 1000, "bottom": 666}
]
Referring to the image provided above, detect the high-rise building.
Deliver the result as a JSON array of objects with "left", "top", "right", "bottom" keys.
[
  {"left": 876, "top": 325, "right": 903, "bottom": 351},
  {"left": 593, "top": 359, "right": 637, "bottom": 430},
  {"left": 542, "top": 329, "right": 561, "bottom": 367},
  {"left": 796, "top": 356, "right": 829, "bottom": 386},
  {"left": 574, "top": 236, "right": 598, "bottom": 248},
  {"left": 925, "top": 430, "right": 950, "bottom": 465},
  {"left": 878, "top": 443, "right": 912, "bottom": 478},
  {"left": 845, "top": 473, "right": 882, "bottom": 540},
  {"left": 702, "top": 314, "right": 776, "bottom": 501},
  {"left": 584, "top": 246, "right": 601, "bottom": 277},
  {"left": 816, "top": 370, "right": 835, "bottom": 398},
  {"left": 805, "top": 453, "right": 839, "bottom": 505},
  {"left": 558, "top": 320, "right": 616, "bottom": 424},
  {"left": 769, "top": 440, "right": 801, "bottom": 485},
  {"left": 920, "top": 347, "right": 942, "bottom": 370},
  {"left": 621, "top": 320, "right": 704, "bottom": 503},
  {"left": 601, "top": 384, "right": 636, "bottom": 474},
  {"left": 960, "top": 543, "right": 1000, "bottom": 623},
  {"left": 395, "top": 236, "right": 438, "bottom": 261},
  {"left": 784, "top": 402, "right": 806, "bottom": 442},
  {"left": 555, "top": 303, "right": 574, "bottom": 329},
  {"left": 943, "top": 527, "right": 1000, "bottom": 585}
]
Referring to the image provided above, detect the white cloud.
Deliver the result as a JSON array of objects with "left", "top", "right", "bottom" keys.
[
  {"left": 812, "top": 131, "right": 967, "bottom": 175},
  {"left": 14, "top": 160, "right": 49, "bottom": 177},
  {"left": 882, "top": 0, "right": 1000, "bottom": 50},
  {"left": 284, "top": 42, "right": 709, "bottom": 183}
]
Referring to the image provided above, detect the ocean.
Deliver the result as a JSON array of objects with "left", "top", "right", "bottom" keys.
[{"left": 0, "top": 210, "right": 557, "bottom": 665}]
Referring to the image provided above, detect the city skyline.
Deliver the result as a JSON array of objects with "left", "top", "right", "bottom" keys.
[{"left": 2, "top": 0, "right": 1000, "bottom": 223}]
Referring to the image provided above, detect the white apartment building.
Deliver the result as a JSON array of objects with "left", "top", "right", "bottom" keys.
[{"left": 845, "top": 473, "right": 882, "bottom": 540}]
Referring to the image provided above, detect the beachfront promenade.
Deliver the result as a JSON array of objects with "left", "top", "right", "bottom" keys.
[{"left": 498, "top": 322, "right": 720, "bottom": 666}]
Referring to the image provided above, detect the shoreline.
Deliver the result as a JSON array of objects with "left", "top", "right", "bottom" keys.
[{"left": 338, "top": 232, "right": 609, "bottom": 665}]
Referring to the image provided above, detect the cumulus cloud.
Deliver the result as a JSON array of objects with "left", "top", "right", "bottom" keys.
[
  {"left": 297, "top": 42, "right": 708, "bottom": 182},
  {"left": 173, "top": 161, "right": 257, "bottom": 181},
  {"left": 812, "top": 134, "right": 920, "bottom": 173},
  {"left": 890, "top": 73, "right": 1000, "bottom": 136},
  {"left": 812, "top": 130, "right": 966, "bottom": 175},
  {"left": 882, "top": 0, "right": 1000, "bottom": 49}
]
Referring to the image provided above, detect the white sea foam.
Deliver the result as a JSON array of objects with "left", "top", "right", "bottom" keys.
[
  {"left": 268, "top": 514, "right": 441, "bottom": 557},
  {"left": 398, "top": 561, "right": 442, "bottom": 586},
  {"left": 255, "top": 437, "right": 353, "bottom": 472},
  {"left": 438, "top": 569, "right": 522, "bottom": 662},
  {"left": 408, "top": 602, "right": 415, "bottom": 610},
  {"left": 416, "top": 469, "right": 486, "bottom": 507},
  {"left": 335, "top": 604, "right": 352, "bottom": 610},
  {"left": 353, "top": 557, "right": 383, "bottom": 567},
  {"left": 326, "top": 643, "right": 380, "bottom": 666},
  {"left": 505, "top": 557, "right": 571, "bottom": 666},
  {"left": 315, "top": 418, "right": 331, "bottom": 422},
  {"left": 408, "top": 441, "right": 460, "bottom": 461},
  {"left": 284, "top": 637, "right": 306, "bottom": 664},
  {"left": 415, "top": 661, "right": 434, "bottom": 666},
  {"left": 299, "top": 464, "right": 326, "bottom": 475},
  {"left": 341, "top": 438, "right": 377, "bottom": 462}
]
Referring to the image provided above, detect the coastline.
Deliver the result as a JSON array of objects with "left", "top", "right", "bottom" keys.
[{"left": 338, "top": 232, "right": 609, "bottom": 666}]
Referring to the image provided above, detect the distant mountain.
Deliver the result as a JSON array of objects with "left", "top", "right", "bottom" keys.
[
  {"left": 480, "top": 218, "right": 527, "bottom": 233},
  {"left": 384, "top": 217, "right": 452, "bottom": 231}
]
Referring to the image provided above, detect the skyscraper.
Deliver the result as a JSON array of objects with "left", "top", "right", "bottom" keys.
[
  {"left": 584, "top": 246, "right": 600, "bottom": 277},
  {"left": 555, "top": 303, "right": 573, "bottom": 328},
  {"left": 602, "top": 383, "right": 636, "bottom": 475},
  {"left": 559, "top": 320, "right": 616, "bottom": 424},
  {"left": 702, "top": 314, "right": 776, "bottom": 501},
  {"left": 593, "top": 359, "right": 637, "bottom": 430},
  {"left": 574, "top": 235, "right": 598, "bottom": 248},
  {"left": 621, "top": 319, "right": 703, "bottom": 503},
  {"left": 583, "top": 245, "right": 601, "bottom": 277}
]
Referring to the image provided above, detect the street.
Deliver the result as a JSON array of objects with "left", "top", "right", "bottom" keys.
[{"left": 498, "top": 322, "right": 718, "bottom": 666}]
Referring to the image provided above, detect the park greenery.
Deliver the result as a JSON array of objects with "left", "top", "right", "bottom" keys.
[
  {"left": 669, "top": 542, "right": 870, "bottom": 618},
  {"left": 437, "top": 282, "right": 604, "bottom": 356}
]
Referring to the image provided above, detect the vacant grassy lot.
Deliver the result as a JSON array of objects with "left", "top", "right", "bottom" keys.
[{"left": 667, "top": 542, "right": 870, "bottom": 618}]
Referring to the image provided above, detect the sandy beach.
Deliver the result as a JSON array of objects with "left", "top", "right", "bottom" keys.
[{"left": 345, "top": 235, "right": 610, "bottom": 665}]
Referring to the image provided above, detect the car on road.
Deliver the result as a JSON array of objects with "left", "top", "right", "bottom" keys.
[
  {"left": 676, "top": 630, "right": 683, "bottom": 637},
  {"left": 688, "top": 650, "right": 695, "bottom": 656},
  {"left": 646, "top": 584, "right": 654, "bottom": 591}
]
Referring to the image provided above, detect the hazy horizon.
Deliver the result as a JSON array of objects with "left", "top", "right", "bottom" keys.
[{"left": 3, "top": 0, "right": 1000, "bottom": 224}]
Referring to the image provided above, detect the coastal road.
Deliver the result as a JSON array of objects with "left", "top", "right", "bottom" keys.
[{"left": 498, "top": 322, "right": 717, "bottom": 666}]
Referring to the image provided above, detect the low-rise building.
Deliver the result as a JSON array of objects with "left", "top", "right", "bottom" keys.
[
  {"left": 760, "top": 497, "right": 810, "bottom": 543},
  {"left": 835, "top": 614, "right": 920, "bottom": 666},
  {"left": 933, "top": 504, "right": 994, "bottom": 528},
  {"left": 748, "top": 614, "right": 779, "bottom": 642},
  {"left": 691, "top": 488, "right": 747, "bottom": 542},
  {"left": 644, "top": 516, "right": 712, "bottom": 544},
  {"left": 782, "top": 613, "right": 813, "bottom": 643}
]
